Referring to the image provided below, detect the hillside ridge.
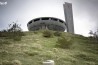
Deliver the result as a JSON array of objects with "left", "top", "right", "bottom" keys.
[{"left": 0, "top": 30, "right": 98, "bottom": 65}]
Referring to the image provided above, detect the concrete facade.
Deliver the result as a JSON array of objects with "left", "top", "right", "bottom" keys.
[
  {"left": 27, "top": 17, "right": 66, "bottom": 31},
  {"left": 63, "top": 2, "right": 74, "bottom": 33}
]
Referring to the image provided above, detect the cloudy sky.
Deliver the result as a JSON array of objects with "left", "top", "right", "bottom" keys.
[{"left": 0, "top": 0, "right": 98, "bottom": 36}]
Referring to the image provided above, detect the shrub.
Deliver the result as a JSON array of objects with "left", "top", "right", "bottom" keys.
[
  {"left": 54, "top": 31, "right": 62, "bottom": 36},
  {"left": 0, "top": 22, "right": 25, "bottom": 41},
  {"left": 89, "top": 29, "right": 98, "bottom": 41},
  {"left": 4, "top": 32, "right": 23, "bottom": 41},
  {"left": 0, "top": 32, "right": 23, "bottom": 41},
  {"left": 33, "top": 31, "right": 38, "bottom": 34},
  {"left": 43, "top": 30, "right": 53, "bottom": 38},
  {"left": 56, "top": 36, "right": 72, "bottom": 49}
]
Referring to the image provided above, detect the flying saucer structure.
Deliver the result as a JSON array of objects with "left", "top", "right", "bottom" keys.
[
  {"left": 27, "top": 2, "right": 74, "bottom": 33},
  {"left": 27, "top": 17, "right": 66, "bottom": 31}
]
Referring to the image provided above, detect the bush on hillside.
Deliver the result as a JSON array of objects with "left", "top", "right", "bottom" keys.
[
  {"left": 89, "top": 30, "right": 98, "bottom": 41},
  {"left": 0, "top": 31, "right": 8, "bottom": 37},
  {"left": 43, "top": 30, "right": 53, "bottom": 38},
  {"left": 33, "top": 31, "right": 38, "bottom": 34},
  {"left": 54, "top": 31, "right": 62, "bottom": 36},
  {"left": 56, "top": 36, "right": 72, "bottom": 49},
  {"left": 0, "top": 22, "right": 25, "bottom": 41}
]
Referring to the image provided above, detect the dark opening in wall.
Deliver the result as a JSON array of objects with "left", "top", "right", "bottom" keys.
[
  {"left": 29, "top": 21, "right": 32, "bottom": 24},
  {"left": 34, "top": 18, "right": 40, "bottom": 22},
  {"left": 59, "top": 20, "right": 64, "bottom": 23},
  {"left": 42, "top": 18, "right": 49, "bottom": 20},
  {"left": 51, "top": 18, "right": 58, "bottom": 21}
]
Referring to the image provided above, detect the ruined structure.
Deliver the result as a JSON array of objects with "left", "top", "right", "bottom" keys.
[{"left": 27, "top": 2, "right": 74, "bottom": 33}]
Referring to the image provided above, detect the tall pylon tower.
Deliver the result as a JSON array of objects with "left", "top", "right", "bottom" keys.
[{"left": 63, "top": 2, "right": 74, "bottom": 33}]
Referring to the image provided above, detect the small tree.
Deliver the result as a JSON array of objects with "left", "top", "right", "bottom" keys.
[
  {"left": 7, "top": 22, "right": 22, "bottom": 32},
  {"left": 54, "top": 31, "right": 62, "bottom": 36},
  {"left": 89, "top": 29, "right": 98, "bottom": 37},
  {"left": 7, "top": 22, "right": 24, "bottom": 41},
  {"left": 0, "top": 22, "right": 25, "bottom": 41},
  {"left": 89, "top": 30, "right": 93, "bottom": 36},
  {"left": 89, "top": 29, "right": 98, "bottom": 41}
]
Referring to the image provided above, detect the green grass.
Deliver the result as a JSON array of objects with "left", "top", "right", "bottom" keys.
[{"left": 0, "top": 30, "right": 98, "bottom": 65}]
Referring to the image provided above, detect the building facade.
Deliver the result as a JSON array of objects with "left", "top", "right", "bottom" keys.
[{"left": 27, "top": 17, "right": 66, "bottom": 31}]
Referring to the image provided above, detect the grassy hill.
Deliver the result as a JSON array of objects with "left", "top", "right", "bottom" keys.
[{"left": 0, "top": 30, "right": 98, "bottom": 65}]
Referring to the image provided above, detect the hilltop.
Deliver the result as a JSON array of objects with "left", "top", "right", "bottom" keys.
[{"left": 0, "top": 30, "right": 98, "bottom": 65}]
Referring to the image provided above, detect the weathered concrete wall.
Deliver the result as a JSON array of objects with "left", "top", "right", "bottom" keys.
[{"left": 27, "top": 17, "right": 66, "bottom": 31}]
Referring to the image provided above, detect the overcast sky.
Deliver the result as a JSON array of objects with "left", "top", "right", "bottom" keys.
[{"left": 0, "top": 0, "right": 98, "bottom": 36}]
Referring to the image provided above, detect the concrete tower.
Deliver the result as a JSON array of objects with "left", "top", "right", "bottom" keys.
[{"left": 63, "top": 2, "right": 74, "bottom": 33}]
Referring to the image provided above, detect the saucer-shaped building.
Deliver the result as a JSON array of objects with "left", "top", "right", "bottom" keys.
[
  {"left": 27, "top": 17, "right": 66, "bottom": 31},
  {"left": 27, "top": 2, "right": 74, "bottom": 33}
]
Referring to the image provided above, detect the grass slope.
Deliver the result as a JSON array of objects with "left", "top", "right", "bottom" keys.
[{"left": 0, "top": 30, "right": 98, "bottom": 65}]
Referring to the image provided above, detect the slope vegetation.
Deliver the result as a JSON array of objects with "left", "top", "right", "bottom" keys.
[{"left": 0, "top": 30, "right": 98, "bottom": 65}]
